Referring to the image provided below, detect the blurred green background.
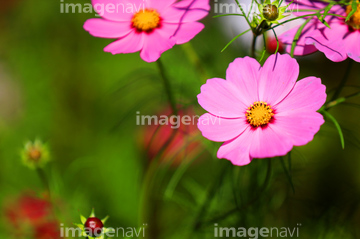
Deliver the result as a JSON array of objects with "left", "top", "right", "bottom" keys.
[{"left": 1, "top": 0, "right": 360, "bottom": 238}]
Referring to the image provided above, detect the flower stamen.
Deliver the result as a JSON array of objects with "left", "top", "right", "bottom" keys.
[
  {"left": 132, "top": 9, "right": 161, "bottom": 32},
  {"left": 346, "top": 2, "right": 360, "bottom": 29},
  {"left": 246, "top": 101, "right": 274, "bottom": 127}
]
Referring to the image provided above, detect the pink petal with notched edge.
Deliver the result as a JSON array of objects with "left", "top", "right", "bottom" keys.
[
  {"left": 249, "top": 125, "right": 294, "bottom": 159},
  {"left": 197, "top": 78, "right": 248, "bottom": 118},
  {"left": 91, "top": 0, "right": 142, "bottom": 21},
  {"left": 286, "top": 0, "right": 325, "bottom": 11},
  {"left": 258, "top": 54, "right": 299, "bottom": 106},
  {"left": 83, "top": 18, "right": 132, "bottom": 38},
  {"left": 272, "top": 112, "right": 325, "bottom": 146},
  {"left": 217, "top": 127, "right": 253, "bottom": 166},
  {"left": 286, "top": 0, "right": 343, "bottom": 17},
  {"left": 346, "top": 30, "right": 360, "bottom": 63},
  {"left": 174, "top": 0, "right": 210, "bottom": 23},
  {"left": 148, "top": 0, "right": 177, "bottom": 12},
  {"left": 274, "top": 77, "right": 326, "bottom": 115},
  {"left": 161, "top": 2, "right": 210, "bottom": 23},
  {"left": 104, "top": 31, "right": 144, "bottom": 54},
  {"left": 172, "top": 22, "right": 204, "bottom": 44},
  {"left": 280, "top": 0, "right": 344, "bottom": 56},
  {"left": 197, "top": 113, "right": 248, "bottom": 142},
  {"left": 139, "top": 25, "right": 177, "bottom": 62},
  {"left": 174, "top": 0, "right": 210, "bottom": 11},
  {"left": 226, "top": 57, "right": 261, "bottom": 106},
  {"left": 279, "top": 20, "right": 318, "bottom": 56},
  {"left": 304, "top": 22, "right": 349, "bottom": 62}
]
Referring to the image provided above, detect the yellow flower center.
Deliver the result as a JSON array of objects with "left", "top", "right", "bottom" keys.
[
  {"left": 346, "top": 3, "right": 360, "bottom": 29},
  {"left": 132, "top": 9, "right": 161, "bottom": 32},
  {"left": 28, "top": 148, "right": 42, "bottom": 161},
  {"left": 246, "top": 101, "right": 274, "bottom": 127}
]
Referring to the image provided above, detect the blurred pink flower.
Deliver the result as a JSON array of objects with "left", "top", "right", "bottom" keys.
[
  {"left": 279, "top": 0, "right": 360, "bottom": 62},
  {"left": 34, "top": 221, "right": 60, "bottom": 239},
  {"left": 197, "top": 54, "right": 326, "bottom": 166},
  {"left": 140, "top": 106, "right": 204, "bottom": 166},
  {"left": 5, "top": 193, "right": 52, "bottom": 227},
  {"left": 84, "top": 0, "right": 210, "bottom": 62},
  {"left": 4, "top": 192, "right": 60, "bottom": 239}
]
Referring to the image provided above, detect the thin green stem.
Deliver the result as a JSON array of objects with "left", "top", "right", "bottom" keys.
[
  {"left": 181, "top": 43, "right": 208, "bottom": 82},
  {"left": 266, "top": 12, "right": 345, "bottom": 32},
  {"left": 156, "top": 59, "right": 177, "bottom": 114},
  {"left": 198, "top": 159, "right": 272, "bottom": 228},
  {"left": 234, "top": 0, "right": 252, "bottom": 27},
  {"left": 330, "top": 60, "right": 353, "bottom": 102},
  {"left": 251, "top": 34, "right": 258, "bottom": 58},
  {"left": 324, "top": 90, "right": 360, "bottom": 110},
  {"left": 280, "top": 156, "right": 295, "bottom": 193},
  {"left": 247, "top": 0, "right": 256, "bottom": 19},
  {"left": 271, "top": 28, "right": 280, "bottom": 54},
  {"left": 259, "top": 34, "right": 267, "bottom": 63},
  {"left": 251, "top": 20, "right": 269, "bottom": 58},
  {"left": 290, "top": 17, "right": 313, "bottom": 57},
  {"left": 36, "top": 168, "right": 51, "bottom": 197},
  {"left": 192, "top": 163, "right": 230, "bottom": 231},
  {"left": 221, "top": 28, "right": 252, "bottom": 52}
]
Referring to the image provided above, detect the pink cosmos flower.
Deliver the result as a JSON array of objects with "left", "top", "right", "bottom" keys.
[
  {"left": 5, "top": 193, "right": 52, "bottom": 227},
  {"left": 197, "top": 54, "right": 326, "bottom": 166},
  {"left": 34, "top": 221, "right": 61, "bottom": 239},
  {"left": 139, "top": 106, "right": 204, "bottom": 166},
  {"left": 4, "top": 192, "right": 60, "bottom": 238},
  {"left": 279, "top": 0, "right": 360, "bottom": 62},
  {"left": 84, "top": 0, "right": 210, "bottom": 62}
]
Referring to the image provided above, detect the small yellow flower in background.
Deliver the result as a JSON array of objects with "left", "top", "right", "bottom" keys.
[{"left": 21, "top": 139, "right": 50, "bottom": 169}]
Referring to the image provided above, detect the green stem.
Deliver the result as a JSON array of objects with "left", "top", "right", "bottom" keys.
[
  {"left": 198, "top": 159, "right": 272, "bottom": 228},
  {"left": 156, "top": 59, "right": 177, "bottom": 114},
  {"left": 251, "top": 34, "right": 258, "bottom": 58},
  {"left": 251, "top": 20, "right": 268, "bottom": 58},
  {"left": 181, "top": 43, "right": 208, "bottom": 82},
  {"left": 330, "top": 60, "right": 353, "bottom": 102},
  {"left": 247, "top": 0, "right": 256, "bottom": 19},
  {"left": 266, "top": 12, "right": 345, "bottom": 32},
  {"left": 280, "top": 156, "right": 295, "bottom": 193},
  {"left": 36, "top": 168, "right": 51, "bottom": 197},
  {"left": 139, "top": 129, "right": 179, "bottom": 232},
  {"left": 290, "top": 17, "right": 313, "bottom": 57},
  {"left": 234, "top": 0, "right": 252, "bottom": 27},
  {"left": 324, "top": 90, "right": 360, "bottom": 110},
  {"left": 192, "top": 163, "right": 230, "bottom": 231}
]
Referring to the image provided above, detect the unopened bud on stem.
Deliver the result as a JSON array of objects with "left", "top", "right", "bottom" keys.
[{"left": 263, "top": 4, "right": 279, "bottom": 21}]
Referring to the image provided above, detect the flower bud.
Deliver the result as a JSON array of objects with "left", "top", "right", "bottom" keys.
[
  {"left": 75, "top": 209, "right": 111, "bottom": 238},
  {"left": 84, "top": 217, "right": 104, "bottom": 237},
  {"left": 263, "top": 4, "right": 279, "bottom": 21}
]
